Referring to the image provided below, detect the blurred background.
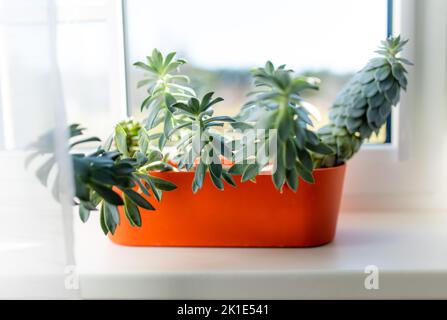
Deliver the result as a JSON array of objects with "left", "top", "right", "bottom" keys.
[
  {"left": 0, "top": 0, "right": 389, "bottom": 148},
  {"left": 125, "top": 0, "right": 388, "bottom": 146}
]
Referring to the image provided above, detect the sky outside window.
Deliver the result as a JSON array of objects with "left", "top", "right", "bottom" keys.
[{"left": 125, "top": 0, "right": 388, "bottom": 142}]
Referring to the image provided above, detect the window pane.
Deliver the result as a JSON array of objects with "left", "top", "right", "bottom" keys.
[
  {"left": 56, "top": 0, "right": 123, "bottom": 140},
  {"left": 125, "top": 0, "right": 388, "bottom": 143},
  {"left": 0, "top": 0, "right": 114, "bottom": 148}
]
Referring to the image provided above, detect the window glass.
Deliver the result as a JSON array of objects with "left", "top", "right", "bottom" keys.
[
  {"left": 0, "top": 0, "right": 117, "bottom": 148},
  {"left": 124, "top": 0, "right": 388, "bottom": 143},
  {"left": 56, "top": 0, "right": 121, "bottom": 139}
]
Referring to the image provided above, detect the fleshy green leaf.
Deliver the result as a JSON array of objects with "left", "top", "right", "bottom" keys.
[
  {"left": 272, "top": 168, "right": 285, "bottom": 190},
  {"left": 122, "top": 189, "right": 154, "bottom": 210},
  {"left": 104, "top": 202, "right": 119, "bottom": 234},
  {"left": 228, "top": 164, "right": 245, "bottom": 175},
  {"left": 36, "top": 157, "right": 56, "bottom": 186},
  {"left": 305, "top": 142, "right": 334, "bottom": 155},
  {"left": 79, "top": 204, "right": 90, "bottom": 223},
  {"left": 209, "top": 163, "right": 222, "bottom": 178},
  {"left": 115, "top": 124, "right": 129, "bottom": 158},
  {"left": 99, "top": 203, "right": 108, "bottom": 235},
  {"left": 124, "top": 195, "right": 141, "bottom": 227},
  {"left": 241, "top": 163, "right": 259, "bottom": 182},
  {"left": 221, "top": 171, "right": 236, "bottom": 187},
  {"left": 148, "top": 176, "right": 177, "bottom": 191},
  {"left": 296, "top": 162, "right": 314, "bottom": 183},
  {"left": 90, "top": 183, "right": 123, "bottom": 206},
  {"left": 193, "top": 162, "right": 206, "bottom": 192},
  {"left": 209, "top": 170, "right": 224, "bottom": 190},
  {"left": 285, "top": 167, "right": 298, "bottom": 192}
]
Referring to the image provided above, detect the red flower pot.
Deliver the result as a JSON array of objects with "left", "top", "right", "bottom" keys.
[{"left": 109, "top": 164, "right": 346, "bottom": 247}]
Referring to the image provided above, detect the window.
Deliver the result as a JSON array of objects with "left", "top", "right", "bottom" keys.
[
  {"left": 55, "top": 0, "right": 127, "bottom": 140},
  {"left": 123, "top": 0, "right": 389, "bottom": 143},
  {"left": 55, "top": 0, "right": 125, "bottom": 139},
  {"left": 0, "top": 0, "right": 126, "bottom": 148}
]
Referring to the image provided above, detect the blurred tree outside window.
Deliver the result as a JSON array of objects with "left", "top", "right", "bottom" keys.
[{"left": 124, "top": 0, "right": 389, "bottom": 144}]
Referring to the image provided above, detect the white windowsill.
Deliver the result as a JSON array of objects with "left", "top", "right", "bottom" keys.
[{"left": 76, "top": 210, "right": 447, "bottom": 299}]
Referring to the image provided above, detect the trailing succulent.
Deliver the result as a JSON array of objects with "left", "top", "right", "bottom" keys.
[
  {"left": 27, "top": 36, "right": 411, "bottom": 233},
  {"left": 27, "top": 123, "right": 176, "bottom": 235},
  {"left": 314, "top": 36, "right": 412, "bottom": 167}
]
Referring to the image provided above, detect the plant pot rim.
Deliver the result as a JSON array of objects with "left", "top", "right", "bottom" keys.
[
  {"left": 155, "top": 163, "right": 346, "bottom": 175},
  {"left": 312, "top": 162, "right": 346, "bottom": 172}
]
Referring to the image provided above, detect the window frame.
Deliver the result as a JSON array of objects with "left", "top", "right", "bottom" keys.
[{"left": 343, "top": 0, "right": 447, "bottom": 210}]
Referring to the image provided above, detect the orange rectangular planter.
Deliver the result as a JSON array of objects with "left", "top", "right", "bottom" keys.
[{"left": 109, "top": 164, "right": 346, "bottom": 247}]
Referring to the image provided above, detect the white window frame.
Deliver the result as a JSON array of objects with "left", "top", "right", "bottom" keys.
[{"left": 343, "top": 0, "right": 447, "bottom": 210}]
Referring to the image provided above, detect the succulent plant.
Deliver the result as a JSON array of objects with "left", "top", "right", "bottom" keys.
[
  {"left": 166, "top": 92, "right": 237, "bottom": 192},
  {"left": 27, "top": 38, "right": 412, "bottom": 235},
  {"left": 136, "top": 50, "right": 239, "bottom": 193},
  {"left": 231, "top": 62, "right": 333, "bottom": 191},
  {"left": 27, "top": 124, "right": 176, "bottom": 235},
  {"left": 134, "top": 49, "right": 196, "bottom": 149},
  {"left": 105, "top": 119, "right": 142, "bottom": 158},
  {"left": 315, "top": 36, "right": 412, "bottom": 167}
]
